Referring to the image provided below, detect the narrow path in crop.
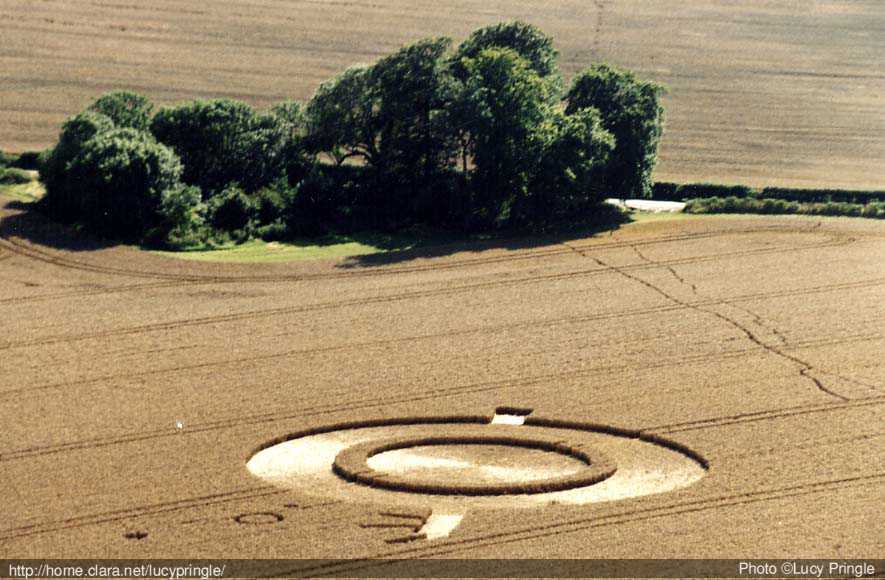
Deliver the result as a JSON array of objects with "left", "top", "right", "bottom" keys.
[
  {"left": 592, "top": 0, "right": 611, "bottom": 58},
  {"left": 629, "top": 245, "right": 885, "bottom": 395},
  {"left": 561, "top": 241, "right": 850, "bottom": 401},
  {"left": 629, "top": 245, "right": 882, "bottom": 394}
]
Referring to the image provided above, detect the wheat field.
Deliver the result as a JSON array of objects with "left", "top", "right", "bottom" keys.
[{"left": 1, "top": 0, "right": 883, "bottom": 188}]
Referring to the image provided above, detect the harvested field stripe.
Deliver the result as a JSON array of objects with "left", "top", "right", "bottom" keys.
[
  {"left": 2, "top": 326, "right": 877, "bottom": 408},
  {"left": 0, "top": 230, "right": 855, "bottom": 311},
  {"left": 0, "top": 223, "right": 736, "bottom": 282}
]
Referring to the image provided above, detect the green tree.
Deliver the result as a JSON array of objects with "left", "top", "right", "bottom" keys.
[
  {"left": 270, "top": 100, "right": 313, "bottom": 185},
  {"left": 455, "top": 48, "right": 550, "bottom": 227},
  {"left": 206, "top": 184, "right": 259, "bottom": 237},
  {"left": 156, "top": 184, "right": 206, "bottom": 249},
  {"left": 306, "top": 39, "right": 458, "bottom": 223},
  {"left": 447, "top": 22, "right": 561, "bottom": 191},
  {"left": 150, "top": 99, "right": 287, "bottom": 194},
  {"left": 40, "top": 110, "right": 116, "bottom": 219},
  {"left": 515, "top": 107, "right": 615, "bottom": 226},
  {"left": 565, "top": 64, "right": 664, "bottom": 198},
  {"left": 270, "top": 100, "right": 305, "bottom": 130},
  {"left": 304, "top": 66, "right": 379, "bottom": 167},
  {"left": 88, "top": 91, "right": 154, "bottom": 131},
  {"left": 451, "top": 21, "right": 560, "bottom": 92},
  {"left": 369, "top": 38, "right": 456, "bottom": 200},
  {"left": 65, "top": 128, "right": 185, "bottom": 239}
]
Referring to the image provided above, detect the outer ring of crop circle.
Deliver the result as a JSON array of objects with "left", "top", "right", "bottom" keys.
[
  {"left": 247, "top": 414, "right": 710, "bottom": 473},
  {"left": 332, "top": 434, "right": 618, "bottom": 495}
]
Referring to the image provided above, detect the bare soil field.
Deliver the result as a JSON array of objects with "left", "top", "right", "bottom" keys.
[
  {"left": 1, "top": 194, "right": 882, "bottom": 564},
  {"left": 1, "top": 0, "right": 884, "bottom": 189}
]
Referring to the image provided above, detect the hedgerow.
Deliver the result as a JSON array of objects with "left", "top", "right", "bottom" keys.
[
  {"left": 684, "top": 196, "right": 885, "bottom": 219},
  {"left": 652, "top": 182, "right": 884, "bottom": 205}
]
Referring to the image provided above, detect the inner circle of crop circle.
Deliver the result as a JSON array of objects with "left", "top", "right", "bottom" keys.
[
  {"left": 333, "top": 435, "right": 617, "bottom": 495},
  {"left": 246, "top": 415, "right": 708, "bottom": 508}
]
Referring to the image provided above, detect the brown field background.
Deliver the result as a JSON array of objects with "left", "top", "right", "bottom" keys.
[
  {"left": 1, "top": 0, "right": 883, "bottom": 189},
  {"left": 1, "top": 201, "right": 883, "bottom": 556}
]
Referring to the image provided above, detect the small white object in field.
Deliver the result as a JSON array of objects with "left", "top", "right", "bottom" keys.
[
  {"left": 175, "top": 420, "right": 184, "bottom": 430},
  {"left": 419, "top": 513, "right": 464, "bottom": 539},
  {"left": 605, "top": 198, "right": 686, "bottom": 213},
  {"left": 491, "top": 413, "right": 526, "bottom": 425}
]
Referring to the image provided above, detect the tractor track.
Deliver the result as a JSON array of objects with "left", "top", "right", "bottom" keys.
[
  {"left": 627, "top": 244, "right": 878, "bottom": 399},
  {"left": 283, "top": 473, "right": 885, "bottom": 574},
  {"left": 2, "top": 349, "right": 881, "bottom": 463},
  {"left": 2, "top": 318, "right": 879, "bottom": 403},
  {"left": 2, "top": 261, "right": 880, "bottom": 353},
  {"left": 0, "top": 224, "right": 852, "bottom": 296},
  {"left": 563, "top": 243, "right": 858, "bottom": 401},
  {"left": 646, "top": 396, "right": 885, "bottom": 434}
]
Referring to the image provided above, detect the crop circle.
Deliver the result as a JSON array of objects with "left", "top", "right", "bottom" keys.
[{"left": 247, "top": 415, "right": 707, "bottom": 508}]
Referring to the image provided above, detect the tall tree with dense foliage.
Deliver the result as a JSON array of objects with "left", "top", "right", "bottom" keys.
[
  {"left": 515, "top": 108, "right": 615, "bottom": 226},
  {"left": 306, "top": 39, "right": 458, "bottom": 223},
  {"left": 451, "top": 21, "right": 560, "bottom": 91},
  {"left": 454, "top": 48, "right": 551, "bottom": 227},
  {"left": 565, "top": 64, "right": 664, "bottom": 198},
  {"left": 63, "top": 128, "right": 187, "bottom": 239},
  {"left": 368, "top": 38, "right": 457, "bottom": 211},
  {"left": 269, "top": 100, "right": 311, "bottom": 184},
  {"left": 150, "top": 99, "right": 287, "bottom": 194},
  {"left": 304, "top": 66, "right": 379, "bottom": 167},
  {"left": 446, "top": 21, "right": 561, "bottom": 197},
  {"left": 40, "top": 110, "right": 116, "bottom": 219},
  {"left": 88, "top": 91, "right": 154, "bottom": 131}
]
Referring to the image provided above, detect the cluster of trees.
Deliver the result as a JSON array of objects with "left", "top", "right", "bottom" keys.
[{"left": 38, "top": 22, "right": 664, "bottom": 247}]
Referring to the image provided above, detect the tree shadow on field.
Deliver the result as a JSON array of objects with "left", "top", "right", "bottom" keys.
[
  {"left": 0, "top": 198, "right": 121, "bottom": 253},
  {"left": 336, "top": 206, "right": 632, "bottom": 269},
  {"left": 0, "top": 193, "right": 635, "bottom": 263}
]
